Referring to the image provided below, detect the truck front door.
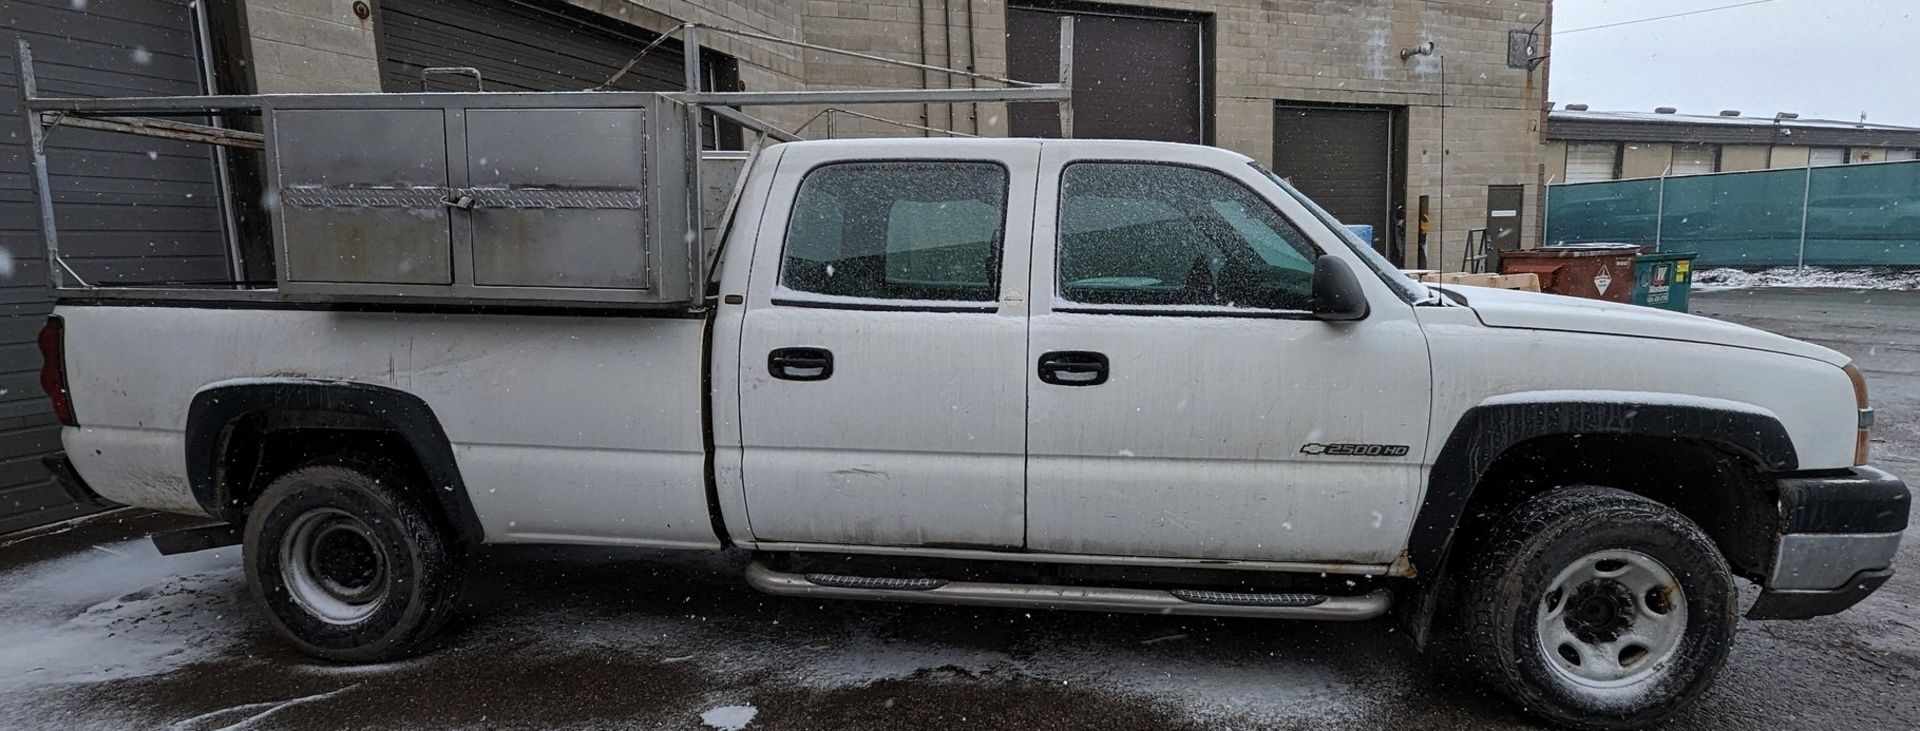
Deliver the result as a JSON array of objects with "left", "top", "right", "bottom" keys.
[
  {"left": 735, "top": 142, "right": 1041, "bottom": 548},
  {"left": 1023, "top": 145, "right": 1433, "bottom": 565}
]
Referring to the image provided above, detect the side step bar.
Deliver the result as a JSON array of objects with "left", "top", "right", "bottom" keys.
[{"left": 745, "top": 560, "right": 1390, "bottom": 621}]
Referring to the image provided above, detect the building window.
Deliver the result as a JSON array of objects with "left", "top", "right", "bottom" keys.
[
  {"left": 1564, "top": 143, "right": 1620, "bottom": 182},
  {"left": 1670, "top": 144, "right": 1719, "bottom": 175},
  {"left": 1808, "top": 147, "right": 1848, "bottom": 167},
  {"left": 1887, "top": 149, "right": 1918, "bottom": 162}
]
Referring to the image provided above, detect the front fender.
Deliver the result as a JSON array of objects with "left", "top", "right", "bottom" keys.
[{"left": 1407, "top": 393, "right": 1797, "bottom": 578}]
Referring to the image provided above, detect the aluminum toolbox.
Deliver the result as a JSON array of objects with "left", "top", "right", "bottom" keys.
[{"left": 264, "top": 93, "right": 694, "bottom": 307}]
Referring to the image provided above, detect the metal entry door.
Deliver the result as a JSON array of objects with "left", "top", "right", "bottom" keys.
[{"left": 1487, "top": 184, "right": 1526, "bottom": 252}]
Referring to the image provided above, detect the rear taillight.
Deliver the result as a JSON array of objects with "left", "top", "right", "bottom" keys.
[{"left": 37, "top": 316, "right": 75, "bottom": 426}]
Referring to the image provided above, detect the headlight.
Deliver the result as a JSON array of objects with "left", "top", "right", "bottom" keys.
[{"left": 1844, "top": 362, "right": 1872, "bottom": 465}]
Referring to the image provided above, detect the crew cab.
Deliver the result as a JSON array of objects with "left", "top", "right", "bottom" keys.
[{"left": 40, "top": 136, "right": 1907, "bottom": 730}]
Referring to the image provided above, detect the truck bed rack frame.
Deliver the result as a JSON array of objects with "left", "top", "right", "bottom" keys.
[{"left": 12, "top": 19, "right": 1076, "bottom": 309}]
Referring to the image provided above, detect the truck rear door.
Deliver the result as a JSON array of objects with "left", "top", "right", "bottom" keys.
[{"left": 733, "top": 141, "right": 1042, "bottom": 548}]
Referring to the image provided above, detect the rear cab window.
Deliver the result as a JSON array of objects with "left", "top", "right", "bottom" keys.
[{"left": 777, "top": 161, "right": 1009, "bottom": 307}]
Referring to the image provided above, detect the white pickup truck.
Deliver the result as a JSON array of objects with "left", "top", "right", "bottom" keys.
[{"left": 38, "top": 136, "right": 1907, "bottom": 730}]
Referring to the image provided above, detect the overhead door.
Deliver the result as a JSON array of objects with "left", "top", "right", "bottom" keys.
[
  {"left": 1, "top": 0, "right": 229, "bottom": 532},
  {"left": 1006, "top": 5, "right": 1205, "bottom": 143},
  {"left": 1671, "top": 144, "right": 1718, "bottom": 176},
  {"left": 376, "top": 0, "right": 737, "bottom": 147},
  {"left": 378, "top": 0, "right": 692, "bottom": 93},
  {"left": 1272, "top": 104, "right": 1393, "bottom": 251},
  {"left": 1808, "top": 147, "right": 1848, "bottom": 167},
  {"left": 1565, "top": 143, "right": 1619, "bottom": 182}
]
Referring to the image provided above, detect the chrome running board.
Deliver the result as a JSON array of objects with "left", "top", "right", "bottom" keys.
[{"left": 744, "top": 560, "right": 1390, "bottom": 621}]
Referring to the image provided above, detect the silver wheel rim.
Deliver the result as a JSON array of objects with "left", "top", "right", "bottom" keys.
[
  {"left": 280, "top": 508, "right": 390, "bottom": 625},
  {"left": 1536, "top": 549, "right": 1688, "bottom": 690}
]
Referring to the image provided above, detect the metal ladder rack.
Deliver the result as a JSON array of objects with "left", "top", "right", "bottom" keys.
[{"left": 12, "top": 17, "right": 1076, "bottom": 309}]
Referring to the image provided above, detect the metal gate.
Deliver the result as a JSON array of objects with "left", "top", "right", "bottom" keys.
[{"left": 1, "top": 0, "right": 227, "bottom": 532}]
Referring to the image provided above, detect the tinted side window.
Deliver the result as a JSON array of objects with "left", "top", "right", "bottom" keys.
[
  {"left": 780, "top": 162, "right": 1007, "bottom": 303},
  {"left": 1057, "top": 163, "right": 1320, "bottom": 310}
]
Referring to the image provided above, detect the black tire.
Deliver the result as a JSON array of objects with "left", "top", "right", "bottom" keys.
[
  {"left": 1462, "top": 486, "right": 1736, "bottom": 730},
  {"left": 243, "top": 458, "right": 464, "bottom": 662}
]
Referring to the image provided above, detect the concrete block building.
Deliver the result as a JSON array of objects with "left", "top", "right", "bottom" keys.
[
  {"left": 0, "top": 0, "right": 1550, "bottom": 530},
  {"left": 234, "top": 0, "right": 1552, "bottom": 268}
]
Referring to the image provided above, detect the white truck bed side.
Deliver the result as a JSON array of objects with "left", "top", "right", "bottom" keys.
[{"left": 58, "top": 305, "right": 718, "bottom": 549}]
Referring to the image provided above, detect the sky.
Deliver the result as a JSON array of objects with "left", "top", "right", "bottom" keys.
[{"left": 1550, "top": 0, "right": 1920, "bottom": 126}]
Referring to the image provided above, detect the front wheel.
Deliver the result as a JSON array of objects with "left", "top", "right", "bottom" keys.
[
  {"left": 1462, "top": 486, "right": 1737, "bottom": 730},
  {"left": 244, "top": 459, "right": 464, "bottom": 662}
]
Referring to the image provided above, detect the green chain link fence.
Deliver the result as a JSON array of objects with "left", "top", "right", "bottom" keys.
[{"left": 1546, "top": 159, "right": 1920, "bottom": 268}]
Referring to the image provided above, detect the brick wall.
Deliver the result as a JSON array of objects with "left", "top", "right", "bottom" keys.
[{"left": 244, "top": 0, "right": 1551, "bottom": 269}]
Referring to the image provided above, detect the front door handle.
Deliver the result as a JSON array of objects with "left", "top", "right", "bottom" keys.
[
  {"left": 1037, "top": 350, "right": 1109, "bottom": 386},
  {"left": 769, "top": 347, "right": 833, "bottom": 381}
]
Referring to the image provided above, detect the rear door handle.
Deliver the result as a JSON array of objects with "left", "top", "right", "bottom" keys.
[
  {"left": 1037, "top": 350, "right": 1109, "bottom": 386},
  {"left": 769, "top": 347, "right": 833, "bottom": 381}
]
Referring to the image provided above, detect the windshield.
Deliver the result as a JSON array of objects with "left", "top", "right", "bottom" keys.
[{"left": 1252, "top": 163, "right": 1435, "bottom": 303}]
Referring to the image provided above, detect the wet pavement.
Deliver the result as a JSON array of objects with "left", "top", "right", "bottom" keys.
[{"left": 2, "top": 287, "right": 1917, "bottom": 730}]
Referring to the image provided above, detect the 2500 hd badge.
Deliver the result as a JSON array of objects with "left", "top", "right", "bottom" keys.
[{"left": 1298, "top": 443, "right": 1412, "bottom": 457}]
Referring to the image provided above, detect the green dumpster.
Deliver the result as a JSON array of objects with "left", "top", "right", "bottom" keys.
[{"left": 1632, "top": 251, "right": 1697, "bottom": 312}]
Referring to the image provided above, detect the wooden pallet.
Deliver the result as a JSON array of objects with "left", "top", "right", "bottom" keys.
[{"left": 1402, "top": 271, "right": 1542, "bottom": 292}]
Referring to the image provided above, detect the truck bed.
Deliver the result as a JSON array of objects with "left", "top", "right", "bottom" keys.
[{"left": 57, "top": 304, "right": 719, "bottom": 549}]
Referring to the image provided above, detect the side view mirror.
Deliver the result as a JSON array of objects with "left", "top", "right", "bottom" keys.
[{"left": 1311, "top": 256, "right": 1370, "bottom": 321}]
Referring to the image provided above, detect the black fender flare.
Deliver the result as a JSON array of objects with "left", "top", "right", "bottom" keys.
[
  {"left": 185, "top": 379, "right": 485, "bottom": 545},
  {"left": 1407, "top": 400, "right": 1798, "bottom": 580}
]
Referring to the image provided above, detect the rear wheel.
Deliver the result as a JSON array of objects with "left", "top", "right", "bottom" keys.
[
  {"left": 244, "top": 459, "right": 463, "bottom": 662},
  {"left": 1463, "top": 486, "right": 1736, "bottom": 730}
]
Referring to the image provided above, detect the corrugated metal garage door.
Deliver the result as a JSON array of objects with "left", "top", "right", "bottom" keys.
[
  {"left": 1808, "top": 147, "right": 1847, "bottom": 167},
  {"left": 377, "top": 0, "right": 689, "bottom": 93},
  {"left": 375, "top": 0, "right": 737, "bottom": 147},
  {"left": 1565, "top": 143, "right": 1620, "bottom": 183},
  {"left": 1, "top": 0, "right": 229, "bottom": 532},
  {"left": 1671, "top": 144, "right": 1719, "bottom": 176},
  {"left": 1006, "top": 5, "right": 1204, "bottom": 143},
  {"left": 1273, "top": 104, "right": 1393, "bottom": 250}
]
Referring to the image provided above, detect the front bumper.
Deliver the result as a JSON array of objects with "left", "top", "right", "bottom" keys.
[{"left": 1747, "top": 465, "right": 1910, "bottom": 620}]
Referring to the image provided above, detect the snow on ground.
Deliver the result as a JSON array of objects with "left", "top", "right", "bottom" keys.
[
  {"left": 1693, "top": 267, "right": 1920, "bottom": 291},
  {"left": 0, "top": 536, "right": 246, "bottom": 728},
  {"left": 701, "top": 704, "right": 758, "bottom": 731},
  {"left": 0, "top": 539, "right": 243, "bottom": 693},
  {"left": 165, "top": 684, "right": 361, "bottom": 731},
  {"left": 508, "top": 580, "right": 1376, "bottom": 729},
  {"left": 0, "top": 535, "right": 1377, "bottom": 730}
]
